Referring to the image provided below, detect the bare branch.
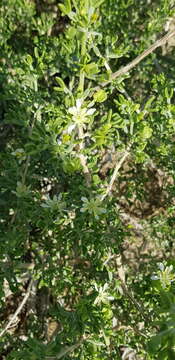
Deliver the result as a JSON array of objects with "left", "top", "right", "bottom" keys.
[
  {"left": 93, "top": 30, "right": 175, "bottom": 92},
  {"left": 101, "top": 145, "right": 131, "bottom": 202}
]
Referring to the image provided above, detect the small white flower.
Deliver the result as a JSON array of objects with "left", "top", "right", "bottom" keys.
[
  {"left": 151, "top": 262, "right": 175, "bottom": 289},
  {"left": 94, "top": 283, "right": 114, "bottom": 305},
  {"left": 68, "top": 98, "right": 96, "bottom": 125}
]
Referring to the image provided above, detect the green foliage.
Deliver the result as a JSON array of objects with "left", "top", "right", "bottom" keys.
[{"left": 1, "top": 0, "right": 175, "bottom": 359}]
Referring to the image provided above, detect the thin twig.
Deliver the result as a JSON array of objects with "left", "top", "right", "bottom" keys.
[
  {"left": 78, "top": 153, "right": 92, "bottom": 186},
  {"left": 77, "top": 125, "right": 92, "bottom": 187},
  {"left": 93, "top": 30, "right": 175, "bottom": 93},
  {"left": 101, "top": 145, "right": 131, "bottom": 202},
  {"left": 0, "top": 279, "right": 33, "bottom": 338}
]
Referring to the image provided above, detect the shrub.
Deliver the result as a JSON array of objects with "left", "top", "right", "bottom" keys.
[{"left": 1, "top": 0, "right": 175, "bottom": 359}]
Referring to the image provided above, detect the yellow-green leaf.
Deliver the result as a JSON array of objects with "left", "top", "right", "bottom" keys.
[
  {"left": 84, "top": 63, "right": 99, "bottom": 76},
  {"left": 93, "top": 89, "right": 107, "bottom": 103}
]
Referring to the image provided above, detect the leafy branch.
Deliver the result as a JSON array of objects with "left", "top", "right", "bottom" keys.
[{"left": 93, "top": 29, "right": 175, "bottom": 93}]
